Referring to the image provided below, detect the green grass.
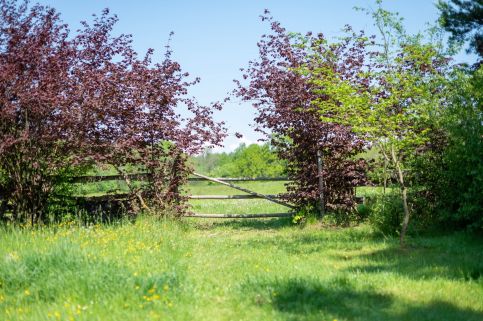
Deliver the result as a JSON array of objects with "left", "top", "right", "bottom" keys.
[
  {"left": 73, "top": 180, "right": 292, "bottom": 214},
  {"left": 355, "top": 186, "right": 396, "bottom": 197},
  {"left": 10, "top": 181, "right": 479, "bottom": 320},
  {"left": 187, "top": 182, "right": 390, "bottom": 215},
  {"left": 0, "top": 219, "right": 482, "bottom": 321},
  {"left": 188, "top": 181, "right": 290, "bottom": 215},
  {"left": 73, "top": 180, "right": 380, "bottom": 215},
  {"left": 72, "top": 180, "right": 131, "bottom": 196},
  {"left": 187, "top": 181, "right": 288, "bottom": 195}
]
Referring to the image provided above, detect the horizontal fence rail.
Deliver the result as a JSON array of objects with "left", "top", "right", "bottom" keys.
[
  {"left": 68, "top": 194, "right": 284, "bottom": 201},
  {"left": 69, "top": 193, "right": 363, "bottom": 203},
  {"left": 186, "top": 213, "right": 294, "bottom": 218},
  {"left": 67, "top": 172, "right": 295, "bottom": 219},
  {"left": 189, "top": 194, "right": 280, "bottom": 199},
  {"left": 70, "top": 173, "right": 290, "bottom": 183},
  {"left": 188, "top": 177, "right": 289, "bottom": 182},
  {"left": 70, "top": 173, "right": 150, "bottom": 183}
]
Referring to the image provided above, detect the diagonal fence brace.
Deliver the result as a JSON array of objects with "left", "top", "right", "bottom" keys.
[{"left": 192, "top": 172, "right": 295, "bottom": 209}]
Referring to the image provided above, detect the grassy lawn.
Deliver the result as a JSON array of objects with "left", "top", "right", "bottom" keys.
[
  {"left": 1, "top": 218, "right": 482, "bottom": 321},
  {"left": 5, "top": 181, "right": 480, "bottom": 320}
]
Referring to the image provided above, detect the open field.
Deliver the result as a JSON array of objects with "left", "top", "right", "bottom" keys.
[
  {"left": 72, "top": 180, "right": 382, "bottom": 215},
  {"left": 188, "top": 181, "right": 290, "bottom": 215},
  {"left": 72, "top": 180, "right": 292, "bottom": 215},
  {"left": 1, "top": 218, "right": 482, "bottom": 321}
]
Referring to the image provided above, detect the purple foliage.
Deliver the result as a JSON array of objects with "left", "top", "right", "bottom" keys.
[
  {"left": 0, "top": 1, "right": 226, "bottom": 223},
  {"left": 235, "top": 14, "right": 368, "bottom": 212}
]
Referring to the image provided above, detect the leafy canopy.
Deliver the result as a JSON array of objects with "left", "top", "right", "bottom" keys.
[{"left": 437, "top": 0, "right": 483, "bottom": 58}]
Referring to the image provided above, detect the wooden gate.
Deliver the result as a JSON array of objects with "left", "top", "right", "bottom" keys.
[
  {"left": 186, "top": 172, "right": 294, "bottom": 218},
  {"left": 69, "top": 172, "right": 295, "bottom": 219}
]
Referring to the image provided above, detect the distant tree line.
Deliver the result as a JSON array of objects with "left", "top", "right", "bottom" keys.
[{"left": 191, "top": 143, "right": 287, "bottom": 178}]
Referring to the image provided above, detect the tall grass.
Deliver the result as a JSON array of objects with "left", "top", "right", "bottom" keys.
[
  {"left": 1, "top": 217, "right": 482, "bottom": 321},
  {"left": 2, "top": 181, "right": 482, "bottom": 320}
]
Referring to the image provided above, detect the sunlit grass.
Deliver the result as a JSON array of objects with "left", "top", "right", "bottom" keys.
[
  {"left": 1, "top": 218, "right": 482, "bottom": 321},
  {"left": 187, "top": 181, "right": 290, "bottom": 215},
  {"left": 3, "top": 182, "right": 481, "bottom": 320}
]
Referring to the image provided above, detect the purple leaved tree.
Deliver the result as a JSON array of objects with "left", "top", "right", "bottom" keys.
[
  {"left": 235, "top": 13, "right": 368, "bottom": 218},
  {"left": 0, "top": 0, "right": 225, "bottom": 223}
]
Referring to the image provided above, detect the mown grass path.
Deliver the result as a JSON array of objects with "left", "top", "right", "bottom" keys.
[{"left": 1, "top": 218, "right": 482, "bottom": 321}]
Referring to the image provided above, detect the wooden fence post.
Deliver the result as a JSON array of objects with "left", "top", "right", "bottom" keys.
[{"left": 317, "top": 149, "right": 325, "bottom": 218}]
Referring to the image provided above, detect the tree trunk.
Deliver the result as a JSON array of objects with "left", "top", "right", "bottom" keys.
[
  {"left": 317, "top": 149, "right": 325, "bottom": 218},
  {"left": 0, "top": 200, "right": 5, "bottom": 222},
  {"left": 390, "top": 145, "right": 410, "bottom": 247},
  {"left": 399, "top": 185, "right": 410, "bottom": 246},
  {"left": 117, "top": 167, "right": 152, "bottom": 214}
]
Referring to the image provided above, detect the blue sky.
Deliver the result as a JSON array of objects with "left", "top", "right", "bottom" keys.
[{"left": 35, "top": 0, "right": 474, "bottom": 152}]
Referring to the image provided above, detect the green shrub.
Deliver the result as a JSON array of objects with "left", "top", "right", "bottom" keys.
[
  {"left": 366, "top": 194, "right": 404, "bottom": 236},
  {"left": 292, "top": 205, "right": 317, "bottom": 225},
  {"left": 439, "top": 68, "right": 483, "bottom": 231},
  {"left": 356, "top": 203, "right": 371, "bottom": 221},
  {"left": 411, "top": 67, "right": 483, "bottom": 232}
]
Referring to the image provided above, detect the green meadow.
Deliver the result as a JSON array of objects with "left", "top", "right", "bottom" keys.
[
  {"left": 1, "top": 0, "right": 481, "bottom": 319},
  {"left": 1, "top": 217, "right": 482, "bottom": 321},
  {"left": 1, "top": 182, "right": 482, "bottom": 320}
]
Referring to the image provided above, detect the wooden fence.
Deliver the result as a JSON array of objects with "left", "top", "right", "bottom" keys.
[
  {"left": 72, "top": 172, "right": 294, "bottom": 219},
  {"left": 71, "top": 173, "right": 288, "bottom": 183}
]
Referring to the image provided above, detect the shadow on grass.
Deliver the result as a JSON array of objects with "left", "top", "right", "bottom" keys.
[
  {"left": 239, "top": 227, "right": 380, "bottom": 255},
  {"left": 238, "top": 227, "right": 483, "bottom": 282},
  {"left": 343, "top": 239, "right": 483, "bottom": 282},
  {"left": 243, "top": 277, "right": 483, "bottom": 321}
]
